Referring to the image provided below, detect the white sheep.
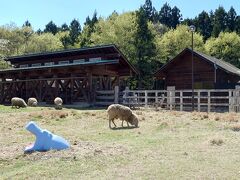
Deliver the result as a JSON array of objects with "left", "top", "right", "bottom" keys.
[
  {"left": 11, "top": 97, "right": 27, "bottom": 108},
  {"left": 107, "top": 104, "right": 139, "bottom": 129},
  {"left": 54, "top": 97, "right": 63, "bottom": 110},
  {"left": 27, "top": 98, "right": 38, "bottom": 107}
]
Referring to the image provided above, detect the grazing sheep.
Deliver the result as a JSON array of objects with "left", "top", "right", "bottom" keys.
[
  {"left": 27, "top": 98, "right": 38, "bottom": 107},
  {"left": 11, "top": 97, "right": 27, "bottom": 108},
  {"left": 54, "top": 97, "right": 63, "bottom": 110},
  {"left": 107, "top": 104, "right": 139, "bottom": 129}
]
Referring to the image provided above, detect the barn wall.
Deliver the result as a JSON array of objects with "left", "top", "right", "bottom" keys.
[{"left": 162, "top": 53, "right": 240, "bottom": 90}]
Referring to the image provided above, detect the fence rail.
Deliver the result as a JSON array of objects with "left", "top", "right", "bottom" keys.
[
  {"left": 122, "top": 88, "right": 240, "bottom": 112},
  {"left": 93, "top": 86, "right": 240, "bottom": 112}
]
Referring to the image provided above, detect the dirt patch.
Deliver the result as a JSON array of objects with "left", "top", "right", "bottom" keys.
[{"left": 1, "top": 141, "right": 129, "bottom": 162}]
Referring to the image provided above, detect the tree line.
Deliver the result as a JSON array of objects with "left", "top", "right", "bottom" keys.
[{"left": 1, "top": 0, "right": 240, "bottom": 89}]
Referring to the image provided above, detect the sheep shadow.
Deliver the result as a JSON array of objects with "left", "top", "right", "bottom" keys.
[{"left": 111, "top": 126, "right": 138, "bottom": 130}]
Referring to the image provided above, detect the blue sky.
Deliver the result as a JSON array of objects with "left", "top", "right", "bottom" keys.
[{"left": 0, "top": 0, "right": 239, "bottom": 30}]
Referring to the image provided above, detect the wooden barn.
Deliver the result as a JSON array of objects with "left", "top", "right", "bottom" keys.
[
  {"left": 155, "top": 48, "right": 240, "bottom": 90},
  {"left": 0, "top": 44, "right": 137, "bottom": 105}
]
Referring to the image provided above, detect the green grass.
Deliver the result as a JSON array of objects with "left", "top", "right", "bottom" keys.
[{"left": 1, "top": 106, "right": 240, "bottom": 179}]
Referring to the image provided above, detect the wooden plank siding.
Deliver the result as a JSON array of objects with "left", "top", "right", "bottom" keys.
[{"left": 155, "top": 48, "right": 240, "bottom": 90}]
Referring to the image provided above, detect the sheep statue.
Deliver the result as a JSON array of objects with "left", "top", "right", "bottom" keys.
[
  {"left": 11, "top": 97, "right": 27, "bottom": 108},
  {"left": 54, "top": 97, "right": 63, "bottom": 110},
  {"left": 27, "top": 98, "right": 38, "bottom": 107},
  {"left": 107, "top": 104, "right": 139, "bottom": 129}
]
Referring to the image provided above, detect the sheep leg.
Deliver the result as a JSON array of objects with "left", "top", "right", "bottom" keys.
[
  {"left": 127, "top": 121, "right": 129, "bottom": 127},
  {"left": 122, "top": 120, "right": 124, "bottom": 127},
  {"left": 109, "top": 119, "right": 117, "bottom": 129},
  {"left": 112, "top": 120, "right": 117, "bottom": 127}
]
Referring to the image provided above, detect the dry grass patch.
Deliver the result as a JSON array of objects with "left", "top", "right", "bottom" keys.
[
  {"left": 230, "top": 124, "right": 240, "bottom": 132},
  {"left": 209, "top": 137, "right": 224, "bottom": 146}
]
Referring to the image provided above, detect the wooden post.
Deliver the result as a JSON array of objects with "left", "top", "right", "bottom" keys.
[
  {"left": 198, "top": 91, "right": 200, "bottom": 112},
  {"left": 229, "top": 90, "right": 233, "bottom": 112},
  {"left": 155, "top": 92, "right": 158, "bottom": 103},
  {"left": 167, "top": 86, "right": 175, "bottom": 110},
  {"left": 87, "top": 72, "right": 93, "bottom": 103},
  {"left": 208, "top": 91, "right": 211, "bottom": 113},
  {"left": 70, "top": 77, "right": 74, "bottom": 104},
  {"left": 145, "top": 90, "right": 148, "bottom": 107},
  {"left": 114, "top": 86, "right": 119, "bottom": 104},
  {"left": 180, "top": 91, "right": 183, "bottom": 111}
]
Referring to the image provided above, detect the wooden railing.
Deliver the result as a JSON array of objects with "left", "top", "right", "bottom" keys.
[
  {"left": 95, "top": 86, "right": 119, "bottom": 106},
  {"left": 122, "top": 89, "right": 240, "bottom": 112}
]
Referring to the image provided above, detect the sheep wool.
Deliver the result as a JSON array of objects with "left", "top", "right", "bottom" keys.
[
  {"left": 54, "top": 97, "right": 63, "bottom": 110},
  {"left": 27, "top": 98, "right": 38, "bottom": 107},
  {"left": 11, "top": 97, "right": 27, "bottom": 108},
  {"left": 107, "top": 104, "right": 139, "bottom": 128}
]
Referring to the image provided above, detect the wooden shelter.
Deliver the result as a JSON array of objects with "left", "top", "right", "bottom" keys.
[
  {"left": 0, "top": 44, "right": 137, "bottom": 104},
  {"left": 155, "top": 48, "right": 240, "bottom": 90}
]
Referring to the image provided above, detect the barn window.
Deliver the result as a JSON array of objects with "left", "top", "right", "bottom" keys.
[
  {"left": 44, "top": 62, "right": 54, "bottom": 66},
  {"left": 59, "top": 60, "right": 69, "bottom": 64},
  {"left": 32, "top": 63, "right": 41, "bottom": 67},
  {"left": 73, "top": 59, "right": 85, "bottom": 64},
  {"left": 19, "top": 64, "right": 28, "bottom": 68},
  {"left": 89, "top": 57, "right": 101, "bottom": 62}
]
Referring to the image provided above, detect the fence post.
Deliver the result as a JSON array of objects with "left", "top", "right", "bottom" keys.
[
  {"left": 114, "top": 86, "right": 119, "bottom": 104},
  {"left": 123, "top": 86, "right": 129, "bottom": 105},
  {"left": 167, "top": 86, "right": 175, "bottom": 110},
  {"left": 155, "top": 91, "right": 158, "bottom": 103},
  {"left": 145, "top": 90, "right": 148, "bottom": 107},
  {"left": 180, "top": 91, "right": 183, "bottom": 111},
  {"left": 229, "top": 90, "right": 233, "bottom": 112},
  {"left": 198, "top": 91, "right": 200, "bottom": 112},
  {"left": 207, "top": 91, "right": 211, "bottom": 113}
]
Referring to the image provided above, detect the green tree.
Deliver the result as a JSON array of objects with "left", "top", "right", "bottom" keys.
[
  {"left": 195, "top": 11, "right": 212, "bottom": 41},
  {"left": 158, "top": 3, "right": 172, "bottom": 27},
  {"left": 205, "top": 32, "right": 240, "bottom": 67},
  {"left": 142, "top": 0, "right": 158, "bottom": 22},
  {"left": 19, "top": 33, "right": 63, "bottom": 53},
  {"left": 157, "top": 25, "right": 205, "bottom": 63},
  {"left": 44, "top": 21, "right": 58, "bottom": 35},
  {"left": 61, "top": 23, "right": 69, "bottom": 32},
  {"left": 134, "top": 7, "right": 156, "bottom": 88},
  {"left": 80, "top": 11, "right": 99, "bottom": 47},
  {"left": 0, "top": 39, "right": 10, "bottom": 69},
  {"left": 212, "top": 7, "right": 227, "bottom": 37},
  {"left": 226, "top": 7, "right": 237, "bottom": 32},
  {"left": 236, "top": 16, "right": 240, "bottom": 34},
  {"left": 56, "top": 31, "right": 71, "bottom": 49},
  {"left": 90, "top": 12, "right": 137, "bottom": 63},
  {"left": 23, "top": 20, "right": 31, "bottom": 27},
  {"left": 69, "top": 19, "right": 81, "bottom": 46},
  {"left": 170, "top": 6, "right": 182, "bottom": 28}
]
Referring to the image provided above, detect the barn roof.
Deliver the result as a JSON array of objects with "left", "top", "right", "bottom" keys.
[
  {"left": 155, "top": 48, "right": 240, "bottom": 77},
  {"left": 0, "top": 60, "right": 119, "bottom": 73},
  {"left": 6, "top": 44, "right": 138, "bottom": 75}
]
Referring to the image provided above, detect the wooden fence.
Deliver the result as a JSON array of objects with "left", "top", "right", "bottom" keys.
[
  {"left": 121, "top": 88, "right": 240, "bottom": 112},
  {"left": 95, "top": 86, "right": 119, "bottom": 106},
  {"left": 94, "top": 86, "right": 240, "bottom": 112}
]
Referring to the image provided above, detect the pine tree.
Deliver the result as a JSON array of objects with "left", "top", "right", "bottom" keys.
[
  {"left": 134, "top": 7, "right": 156, "bottom": 88},
  {"left": 23, "top": 20, "right": 31, "bottom": 27},
  {"left": 159, "top": 3, "right": 172, "bottom": 27},
  {"left": 226, "top": 7, "right": 237, "bottom": 32},
  {"left": 69, "top": 19, "right": 81, "bottom": 45},
  {"left": 61, "top": 23, "right": 69, "bottom": 31},
  {"left": 196, "top": 11, "right": 212, "bottom": 41},
  {"left": 44, "top": 21, "right": 58, "bottom": 35},
  {"left": 212, "top": 6, "right": 227, "bottom": 37},
  {"left": 143, "top": 0, "right": 154, "bottom": 22},
  {"left": 170, "top": 6, "right": 182, "bottom": 28}
]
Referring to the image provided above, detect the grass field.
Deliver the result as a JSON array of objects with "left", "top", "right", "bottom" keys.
[{"left": 1, "top": 105, "right": 240, "bottom": 179}]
